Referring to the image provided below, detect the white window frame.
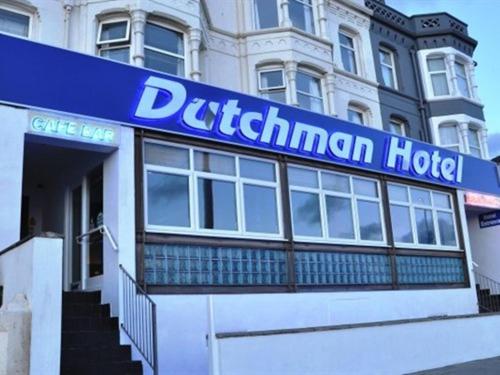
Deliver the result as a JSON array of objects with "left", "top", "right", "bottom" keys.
[
  {"left": 289, "top": 0, "right": 316, "bottom": 34},
  {"left": 0, "top": 4, "right": 32, "bottom": 39},
  {"left": 296, "top": 69, "right": 325, "bottom": 113},
  {"left": 257, "top": 68, "right": 287, "bottom": 103},
  {"left": 288, "top": 165, "right": 387, "bottom": 246},
  {"left": 253, "top": 0, "right": 280, "bottom": 30},
  {"left": 467, "top": 126, "right": 483, "bottom": 158},
  {"left": 427, "top": 56, "right": 449, "bottom": 97},
  {"left": 144, "top": 20, "right": 187, "bottom": 76},
  {"left": 388, "top": 183, "right": 460, "bottom": 251},
  {"left": 96, "top": 18, "right": 131, "bottom": 45},
  {"left": 379, "top": 47, "right": 398, "bottom": 89},
  {"left": 438, "top": 123, "right": 461, "bottom": 152},
  {"left": 143, "top": 140, "right": 284, "bottom": 240},
  {"left": 347, "top": 105, "right": 366, "bottom": 125},
  {"left": 339, "top": 29, "right": 358, "bottom": 75},
  {"left": 454, "top": 60, "right": 471, "bottom": 98},
  {"left": 389, "top": 118, "right": 406, "bottom": 137}
]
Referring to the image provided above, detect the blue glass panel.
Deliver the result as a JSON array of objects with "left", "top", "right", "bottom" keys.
[
  {"left": 396, "top": 256, "right": 464, "bottom": 284},
  {"left": 294, "top": 251, "right": 392, "bottom": 285},
  {"left": 144, "top": 244, "right": 287, "bottom": 286}
]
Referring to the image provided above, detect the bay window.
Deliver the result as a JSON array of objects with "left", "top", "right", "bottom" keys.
[
  {"left": 296, "top": 71, "right": 324, "bottom": 113},
  {"left": 339, "top": 31, "right": 358, "bottom": 74},
  {"left": 254, "top": 0, "right": 279, "bottom": 29},
  {"left": 145, "top": 22, "right": 185, "bottom": 76},
  {"left": 97, "top": 19, "right": 131, "bottom": 63},
  {"left": 455, "top": 61, "right": 471, "bottom": 98},
  {"left": 468, "top": 128, "right": 482, "bottom": 157},
  {"left": 258, "top": 69, "right": 287, "bottom": 104},
  {"left": 0, "top": 7, "right": 30, "bottom": 37},
  {"left": 388, "top": 184, "right": 458, "bottom": 249},
  {"left": 427, "top": 57, "right": 449, "bottom": 96},
  {"left": 289, "top": 0, "right": 315, "bottom": 34},
  {"left": 438, "top": 124, "right": 460, "bottom": 152}
]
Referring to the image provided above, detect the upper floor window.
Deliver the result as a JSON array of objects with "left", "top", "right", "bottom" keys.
[
  {"left": 379, "top": 47, "right": 397, "bottom": 89},
  {"left": 97, "top": 19, "right": 131, "bottom": 63},
  {"left": 347, "top": 105, "right": 365, "bottom": 125},
  {"left": 288, "top": 166, "right": 385, "bottom": 244},
  {"left": 455, "top": 61, "right": 471, "bottom": 98},
  {"left": 0, "top": 7, "right": 30, "bottom": 37},
  {"left": 388, "top": 184, "right": 458, "bottom": 249},
  {"left": 145, "top": 22, "right": 185, "bottom": 76},
  {"left": 468, "top": 128, "right": 482, "bottom": 158},
  {"left": 290, "top": 0, "right": 315, "bottom": 34},
  {"left": 438, "top": 124, "right": 460, "bottom": 152},
  {"left": 389, "top": 118, "right": 406, "bottom": 136},
  {"left": 296, "top": 71, "right": 323, "bottom": 113},
  {"left": 254, "top": 0, "right": 279, "bottom": 29},
  {"left": 339, "top": 31, "right": 357, "bottom": 74},
  {"left": 427, "top": 57, "right": 449, "bottom": 96},
  {"left": 258, "top": 69, "right": 286, "bottom": 104}
]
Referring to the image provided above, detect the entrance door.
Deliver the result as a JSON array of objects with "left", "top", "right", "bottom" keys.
[{"left": 68, "top": 165, "right": 104, "bottom": 291}]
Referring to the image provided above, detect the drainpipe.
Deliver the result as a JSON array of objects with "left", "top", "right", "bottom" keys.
[
  {"left": 63, "top": 0, "right": 73, "bottom": 48},
  {"left": 410, "top": 47, "right": 430, "bottom": 143}
]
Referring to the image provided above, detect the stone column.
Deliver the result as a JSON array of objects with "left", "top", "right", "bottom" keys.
[
  {"left": 325, "top": 72, "right": 336, "bottom": 116},
  {"left": 189, "top": 28, "right": 202, "bottom": 81},
  {"left": 131, "top": 9, "right": 146, "bottom": 67},
  {"left": 317, "top": 0, "right": 328, "bottom": 38},
  {"left": 445, "top": 54, "right": 458, "bottom": 96},
  {"left": 458, "top": 122, "right": 470, "bottom": 154},
  {"left": 280, "top": 0, "right": 292, "bottom": 27},
  {"left": 285, "top": 61, "right": 298, "bottom": 106}
]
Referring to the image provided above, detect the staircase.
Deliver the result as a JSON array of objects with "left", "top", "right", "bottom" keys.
[
  {"left": 61, "top": 291, "right": 143, "bottom": 375},
  {"left": 474, "top": 270, "right": 500, "bottom": 313}
]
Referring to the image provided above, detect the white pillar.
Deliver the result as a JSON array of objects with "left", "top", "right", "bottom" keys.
[
  {"left": 131, "top": 9, "right": 146, "bottom": 67},
  {"left": 285, "top": 61, "right": 298, "bottom": 106},
  {"left": 189, "top": 28, "right": 202, "bottom": 81},
  {"left": 445, "top": 54, "right": 458, "bottom": 96},
  {"left": 63, "top": 2, "right": 73, "bottom": 48},
  {"left": 325, "top": 72, "right": 336, "bottom": 116},
  {"left": 458, "top": 122, "right": 470, "bottom": 154},
  {"left": 280, "top": 0, "right": 291, "bottom": 27},
  {"left": 317, "top": 0, "right": 328, "bottom": 38}
]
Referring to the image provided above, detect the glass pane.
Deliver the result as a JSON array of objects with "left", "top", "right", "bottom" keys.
[
  {"left": 291, "top": 191, "right": 322, "bottom": 237},
  {"left": 411, "top": 188, "right": 431, "bottom": 206},
  {"left": 261, "top": 90, "right": 287, "bottom": 104},
  {"left": 382, "top": 65, "right": 395, "bottom": 88},
  {"left": 455, "top": 62, "right": 466, "bottom": 77},
  {"left": 289, "top": 0, "right": 315, "bottom": 33},
  {"left": 457, "top": 76, "right": 470, "bottom": 97},
  {"left": 357, "top": 200, "right": 383, "bottom": 241},
  {"left": 147, "top": 172, "right": 190, "bottom": 227},
  {"left": 415, "top": 208, "right": 436, "bottom": 244},
  {"left": 244, "top": 184, "right": 279, "bottom": 233},
  {"left": 145, "top": 49, "right": 184, "bottom": 76},
  {"left": 427, "top": 58, "right": 445, "bottom": 72},
  {"left": 353, "top": 178, "right": 378, "bottom": 197},
  {"left": 433, "top": 192, "right": 451, "bottom": 209},
  {"left": 341, "top": 47, "right": 357, "bottom": 74},
  {"left": 260, "top": 70, "right": 283, "bottom": 88},
  {"left": 470, "top": 147, "right": 482, "bottom": 158},
  {"left": 438, "top": 211, "right": 457, "bottom": 246},
  {"left": 100, "top": 47, "right": 130, "bottom": 63},
  {"left": 145, "top": 23, "right": 184, "bottom": 55},
  {"left": 439, "top": 125, "right": 459, "bottom": 145},
  {"left": 390, "top": 205, "right": 413, "bottom": 243},
  {"left": 254, "top": 0, "right": 279, "bottom": 28},
  {"left": 0, "top": 8, "right": 29, "bottom": 37},
  {"left": 326, "top": 196, "right": 355, "bottom": 239},
  {"left": 468, "top": 129, "right": 480, "bottom": 148},
  {"left": 198, "top": 178, "right": 237, "bottom": 230},
  {"left": 298, "top": 93, "right": 323, "bottom": 113},
  {"left": 431, "top": 73, "right": 449, "bottom": 96},
  {"left": 348, "top": 109, "right": 363, "bottom": 125},
  {"left": 388, "top": 184, "right": 408, "bottom": 202},
  {"left": 194, "top": 151, "right": 235, "bottom": 175},
  {"left": 100, "top": 21, "right": 128, "bottom": 41},
  {"left": 288, "top": 167, "right": 318, "bottom": 188},
  {"left": 389, "top": 121, "right": 403, "bottom": 135},
  {"left": 297, "top": 72, "right": 321, "bottom": 96},
  {"left": 240, "top": 158, "right": 275, "bottom": 181},
  {"left": 379, "top": 49, "right": 392, "bottom": 65},
  {"left": 322, "top": 172, "right": 350, "bottom": 193},
  {"left": 145, "top": 143, "right": 189, "bottom": 169},
  {"left": 339, "top": 33, "right": 354, "bottom": 48}
]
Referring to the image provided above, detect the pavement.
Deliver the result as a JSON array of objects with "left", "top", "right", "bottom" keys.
[{"left": 410, "top": 356, "right": 500, "bottom": 374}]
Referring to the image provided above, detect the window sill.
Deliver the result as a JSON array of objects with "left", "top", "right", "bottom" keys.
[{"left": 145, "top": 226, "right": 286, "bottom": 242}]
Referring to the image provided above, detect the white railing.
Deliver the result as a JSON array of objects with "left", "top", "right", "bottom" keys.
[{"left": 76, "top": 224, "right": 118, "bottom": 251}]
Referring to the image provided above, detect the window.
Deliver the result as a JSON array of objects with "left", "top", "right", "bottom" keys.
[
  {"left": 254, "top": 0, "right": 279, "bottom": 29},
  {"left": 379, "top": 48, "right": 397, "bottom": 89},
  {"left": 0, "top": 7, "right": 30, "bottom": 37},
  {"left": 389, "top": 118, "right": 406, "bottom": 136},
  {"left": 388, "top": 184, "right": 458, "bottom": 249},
  {"left": 258, "top": 69, "right": 286, "bottom": 104},
  {"left": 144, "top": 22, "right": 185, "bottom": 76},
  {"left": 97, "top": 19, "right": 131, "bottom": 63},
  {"left": 468, "top": 128, "right": 482, "bottom": 157},
  {"left": 296, "top": 71, "right": 323, "bottom": 113},
  {"left": 455, "top": 61, "right": 470, "bottom": 98},
  {"left": 289, "top": 0, "right": 315, "bottom": 34},
  {"left": 439, "top": 124, "right": 460, "bottom": 152},
  {"left": 288, "top": 166, "right": 385, "bottom": 244},
  {"left": 144, "top": 142, "right": 282, "bottom": 238},
  {"left": 347, "top": 105, "right": 365, "bottom": 125},
  {"left": 339, "top": 31, "right": 357, "bottom": 74},
  {"left": 427, "top": 57, "right": 449, "bottom": 96}
]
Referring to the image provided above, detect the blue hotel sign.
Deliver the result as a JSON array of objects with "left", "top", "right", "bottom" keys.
[{"left": 0, "top": 34, "right": 499, "bottom": 196}]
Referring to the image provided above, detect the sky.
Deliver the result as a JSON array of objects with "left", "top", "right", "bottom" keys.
[{"left": 385, "top": 0, "right": 500, "bottom": 158}]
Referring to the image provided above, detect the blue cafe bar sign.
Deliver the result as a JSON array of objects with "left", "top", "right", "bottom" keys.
[{"left": 0, "top": 33, "right": 499, "bottom": 196}]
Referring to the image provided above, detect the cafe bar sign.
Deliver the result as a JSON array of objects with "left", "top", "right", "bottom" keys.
[{"left": 0, "top": 33, "right": 499, "bottom": 195}]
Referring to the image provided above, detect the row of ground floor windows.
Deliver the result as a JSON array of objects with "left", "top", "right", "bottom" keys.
[{"left": 143, "top": 140, "right": 460, "bottom": 251}]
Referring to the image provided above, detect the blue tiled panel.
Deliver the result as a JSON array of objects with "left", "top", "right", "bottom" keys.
[
  {"left": 396, "top": 256, "right": 464, "bottom": 284},
  {"left": 144, "top": 244, "right": 288, "bottom": 285},
  {"left": 294, "top": 252, "right": 392, "bottom": 285}
]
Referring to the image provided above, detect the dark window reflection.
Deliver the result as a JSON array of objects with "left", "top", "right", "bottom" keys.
[
  {"left": 415, "top": 208, "right": 436, "bottom": 244},
  {"left": 198, "top": 178, "right": 237, "bottom": 230},
  {"left": 326, "top": 196, "right": 354, "bottom": 239},
  {"left": 244, "top": 184, "right": 278, "bottom": 233},
  {"left": 291, "top": 191, "right": 322, "bottom": 237},
  {"left": 358, "top": 200, "right": 383, "bottom": 241}
]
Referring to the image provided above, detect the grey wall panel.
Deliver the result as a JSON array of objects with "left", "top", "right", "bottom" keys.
[{"left": 427, "top": 99, "right": 485, "bottom": 120}]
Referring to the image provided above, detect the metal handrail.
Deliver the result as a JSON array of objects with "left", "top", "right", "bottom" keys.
[
  {"left": 119, "top": 265, "right": 158, "bottom": 375},
  {"left": 473, "top": 268, "right": 500, "bottom": 312},
  {"left": 77, "top": 224, "right": 118, "bottom": 251}
]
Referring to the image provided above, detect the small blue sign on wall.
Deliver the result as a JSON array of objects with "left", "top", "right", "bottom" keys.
[{"left": 479, "top": 211, "right": 500, "bottom": 229}]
